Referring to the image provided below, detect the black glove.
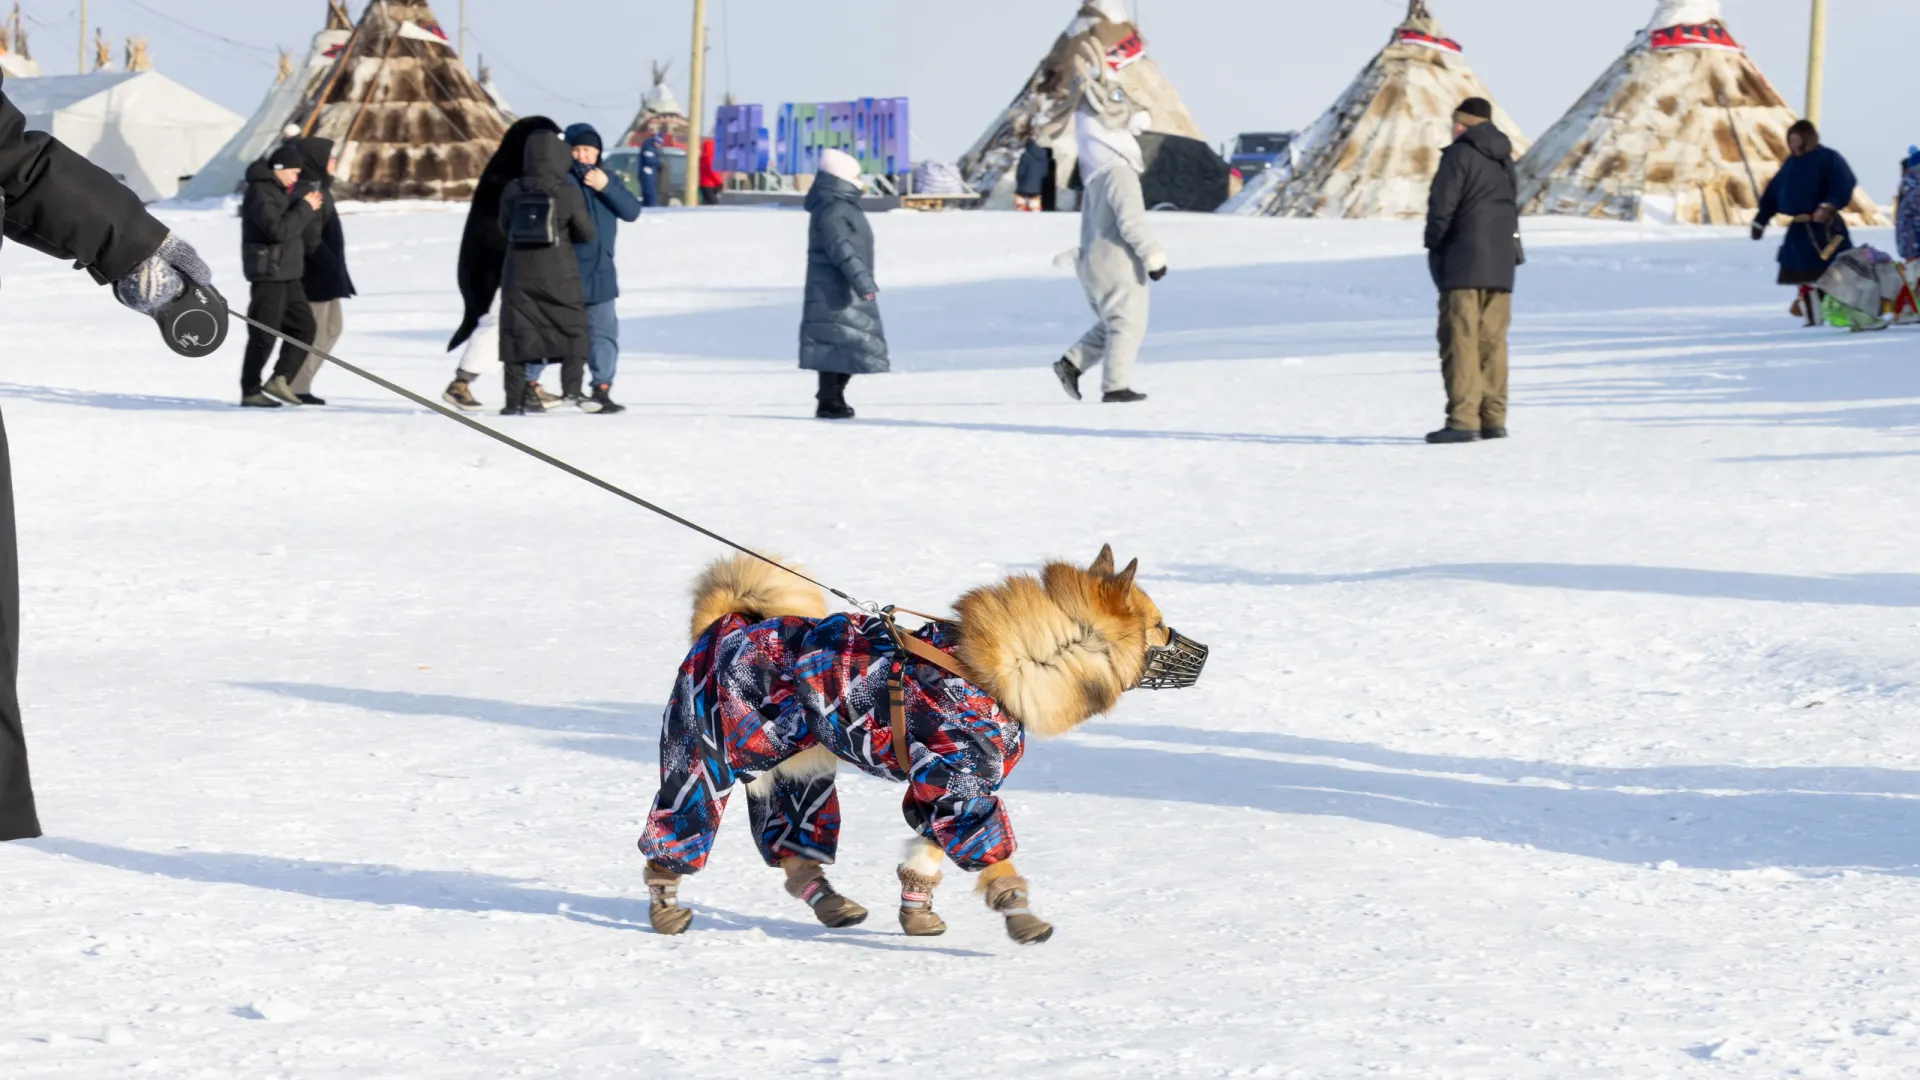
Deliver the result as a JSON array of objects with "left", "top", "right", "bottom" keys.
[
  {"left": 113, "top": 234, "right": 213, "bottom": 316},
  {"left": 1750, "top": 223, "right": 1766, "bottom": 241},
  {"left": 1149, "top": 266, "right": 1168, "bottom": 282}
]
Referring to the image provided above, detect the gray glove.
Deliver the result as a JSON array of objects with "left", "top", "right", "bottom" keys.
[{"left": 113, "top": 233, "right": 213, "bottom": 316}]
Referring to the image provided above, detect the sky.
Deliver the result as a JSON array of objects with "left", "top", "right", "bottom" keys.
[{"left": 22, "top": 0, "right": 1913, "bottom": 199}]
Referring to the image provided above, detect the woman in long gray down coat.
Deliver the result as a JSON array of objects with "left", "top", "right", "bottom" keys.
[
  {"left": 799, "top": 148, "right": 888, "bottom": 420},
  {"left": 1051, "top": 71, "right": 1167, "bottom": 405},
  {"left": 496, "top": 131, "right": 595, "bottom": 415}
]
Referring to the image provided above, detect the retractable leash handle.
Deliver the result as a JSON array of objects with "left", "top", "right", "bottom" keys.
[
  {"left": 154, "top": 281, "right": 231, "bottom": 359},
  {"left": 198, "top": 301, "right": 867, "bottom": 612}
]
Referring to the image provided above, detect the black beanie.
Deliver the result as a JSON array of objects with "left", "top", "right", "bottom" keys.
[
  {"left": 1456, "top": 98, "right": 1493, "bottom": 121},
  {"left": 268, "top": 143, "right": 304, "bottom": 170}
]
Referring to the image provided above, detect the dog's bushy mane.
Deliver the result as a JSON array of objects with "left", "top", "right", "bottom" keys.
[{"left": 952, "top": 550, "right": 1150, "bottom": 738}]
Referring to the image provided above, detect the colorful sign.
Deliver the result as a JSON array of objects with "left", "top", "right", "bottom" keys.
[
  {"left": 714, "top": 104, "right": 768, "bottom": 173},
  {"left": 769, "top": 98, "right": 910, "bottom": 177}
]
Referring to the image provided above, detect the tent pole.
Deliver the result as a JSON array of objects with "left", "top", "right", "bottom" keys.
[
  {"left": 76, "top": 0, "right": 85, "bottom": 74},
  {"left": 1805, "top": 0, "right": 1826, "bottom": 125},
  {"left": 459, "top": 0, "right": 468, "bottom": 67},
  {"left": 684, "top": 0, "right": 707, "bottom": 208}
]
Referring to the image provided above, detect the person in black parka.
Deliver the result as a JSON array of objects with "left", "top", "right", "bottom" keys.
[
  {"left": 0, "top": 70, "right": 216, "bottom": 841},
  {"left": 443, "top": 116, "right": 563, "bottom": 412},
  {"left": 288, "top": 136, "right": 356, "bottom": 406},
  {"left": 496, "top": 130, "right": 595, "bottom": 416},
  {"left": 800, "top": 148, "right": 889, "bottom": 420},
  {"left": 1015, "top": 136, "right": 1050, "bottom": 212},
  {"left": 1423, "top": 97, "right": 1520, "bottom": 445},
  {"left": 240, "top": 143, "right": 323, "bottom": 407}
]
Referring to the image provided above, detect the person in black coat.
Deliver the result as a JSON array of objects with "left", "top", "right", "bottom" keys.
[
  {"left": 1015, "top": 136, "right": 1050, "bottom": 212},
  {"left": 240, "top": 143, "right": 324, "bottom": 408},
  {"left": 1422, "top": 97, "right": 1520, "bottom": 445},
  {"left": 288, "top": 136, "right": 356, "bottom": 405},
  {"left": 442, "top": 117, "right": 562, "bottom": 412},
  {"left": 496, "top": 130, "right": 595, "bottom": 416},
  {"left": 799, "top": 148, "right": 888, "bottom": 420},
  {"left": 1752, "top": 121, "right": 1859, "bottom": 325},
  {"left": 0, "top": 71, "right": 215, "bottom": 842}
]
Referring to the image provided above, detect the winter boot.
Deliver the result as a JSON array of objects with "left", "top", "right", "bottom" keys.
[
  {"left": 240, "top": 392, "right": 283, "bottom": 408},
  {"left": 520, "top": 385, "right": 547, "bottom": 413},
  {"left": 563, "top": 391, "right": 590, "bottom": 410},
  {"left": 1425, "top": 426, "right": 1480, "bottom": 444},
  {"left": 531, "top": 384, "right": 564, "bottom": 410},
  {"left": 297, "top": 394, "right": 327, "bottom": 406},
  {"left": 897, "top": 866, "right": 947, "bottom": 937},
  {"left": 587, "top": 384, "right": 625, "bottom": 415},
  {"left": 1102, "top": 389, "right": 1148, "bottom": 404},
  {"left": 782, "top": 857, "right": 869, "bottom": 929},
  {"left": 1481, "top": 426, "right": 1509, "bottom": 440},
  {"left": 646, "top": 861, "right": 693, "bottom": 935},
  {"left": 982, "top": 869, "right": 1053, "bottom": 945},
  {"left": 443, "top": 378, "right": 483, "bottom": 412},
  {"left": 1052, "top": 357, "right": 1083, "bottom": 401},
  {"left": 263, "top": 375, "right": 303, "bottom": 406}
]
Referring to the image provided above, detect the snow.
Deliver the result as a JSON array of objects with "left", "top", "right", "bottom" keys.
[
  {"left": 1648, "top": 0, "right": 1725, "bottom": 31},
  {"left": 4, "top": 203, "right": 1920, "bottom": 1077}
]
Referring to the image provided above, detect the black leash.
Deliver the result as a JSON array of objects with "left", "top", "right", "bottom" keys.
[{"left": 232, "top": 311, "right": 870, "bottom": 612}]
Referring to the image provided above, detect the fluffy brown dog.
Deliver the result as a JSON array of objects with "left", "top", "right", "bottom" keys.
[{"left": 639, "top": 546, "right": 1205, "bottom": 944}]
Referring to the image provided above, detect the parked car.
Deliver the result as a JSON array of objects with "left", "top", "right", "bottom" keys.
[
  {"left": 1230, "top": 132, "right": 1297, "bottom": 182},
  {"left": 602, "top": 145, "right": 689, "bottom": 204}
]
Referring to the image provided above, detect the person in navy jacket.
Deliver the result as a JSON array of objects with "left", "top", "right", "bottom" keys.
[
  {"left": 564, "top": 123, "right": 643, "bottom": 413},
  {"left": 1754, "top": 121, "right": 1860, "bottom": 322}
]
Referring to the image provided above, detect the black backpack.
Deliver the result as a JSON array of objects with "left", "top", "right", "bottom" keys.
[{"left": 507, "top": 189, "right": 557, "bottom": 247}]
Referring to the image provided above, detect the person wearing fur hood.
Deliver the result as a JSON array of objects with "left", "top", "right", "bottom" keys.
[
  {"left": 1052, "top": 62, "right": 1168, "bottom": 405},
  {"left": 1897, "top": 146, "right": 1920, "bottom": 262}
]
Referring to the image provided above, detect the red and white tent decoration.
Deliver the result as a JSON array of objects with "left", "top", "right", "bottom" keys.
[
  {"left": 1224, "top": 1, "right": 1525, "bottom": 220},
  {"left": 1514, "top": 0, "right": 1884, "bottom": 226}
]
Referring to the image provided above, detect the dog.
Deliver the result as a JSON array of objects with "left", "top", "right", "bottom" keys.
[{"left": 638, "top": 545, "right": 1207, "bottom": 944}]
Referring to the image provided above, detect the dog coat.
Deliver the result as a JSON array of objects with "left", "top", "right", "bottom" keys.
[{"left": 640, "top": 612, "right": 1025, "bottom": 874}]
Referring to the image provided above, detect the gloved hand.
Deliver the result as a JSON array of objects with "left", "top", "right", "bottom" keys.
[
  {"left": 1149, "top": 266, "right": 1168, "bottom": 282},
  {"left": 113, "top": 233, "right": 213, "bottom": 316},
  {"left": 1750, "top": 223, "right": 1765, "bottom": 241}
]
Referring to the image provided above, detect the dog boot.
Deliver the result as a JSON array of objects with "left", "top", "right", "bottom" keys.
[
  {"left": 898, "top": 866, "right": 947, "bottom": 937},
  {"left": 984, "top": 872, "right": 1054, "bottom": 945},
  {"left": 782, "top": 858, "right": 869, "bottom": 928},
  {"left": 645, "top": 860, "right": 693, "bottom": 936}
]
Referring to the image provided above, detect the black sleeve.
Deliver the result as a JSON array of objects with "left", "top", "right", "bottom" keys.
[
  {"left": 244, "top": 186, "right": 315, "bottom": 245},
  {"left": 0, "top": 80, "right": 167, "bottom": 283},
  {"left": 1425, "top": 147, "right": 1464, "bottom": 253},
  {"left": 566, "top": 187, "right": 596, "bottom": 245}
]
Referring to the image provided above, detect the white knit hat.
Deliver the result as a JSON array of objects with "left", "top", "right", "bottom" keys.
[{"left": 819, "top": 148, "right": 863, "bottom": 184}]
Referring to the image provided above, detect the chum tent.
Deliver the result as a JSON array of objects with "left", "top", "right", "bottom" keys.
[
  {"left": 621, "top": 60, "right": 690, "bottom": 147},
  {"left": 176, "top": 2, "right": 354, "bottom": 202},
  {"left": 1514, "top": 0, "right": 1884, "bottom": 226},
  {"left": 291, "top": 0, "right": 509, "bottom": 201},
  {"left": 7, "top": 72, "right": 242, "bottom": 202},
  {"left": 1223, "top": 0, "right": 1526, "bottom": 220},
  {"left": 958, "top": 0, "right": 1203, "bottom": 211}
]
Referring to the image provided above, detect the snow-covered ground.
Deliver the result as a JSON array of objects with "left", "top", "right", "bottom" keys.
[{"left": 4, "top": 202, "right": 1920, "bottom": 1078}]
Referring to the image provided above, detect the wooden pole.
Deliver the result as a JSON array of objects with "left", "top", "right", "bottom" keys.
[
  {"left": 684, "top": 0, "right": 707, "bottom": 208},
  {"left": 77, "top": 0, "right": 85, "bottom": 74},
  {"left": 459, "top": 0, "right": 467, "bottom": 66},
  {"left": 1805, "top": 0, "right": 1827, "bottom": 125}
]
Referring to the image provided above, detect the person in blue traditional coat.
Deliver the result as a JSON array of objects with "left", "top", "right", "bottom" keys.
[
  {"left": 1753, "top": 121, "right": 1860, "bottom": 325},
  {"left": 1897, "top": 146, "right": 1920, "bottom": 263}
]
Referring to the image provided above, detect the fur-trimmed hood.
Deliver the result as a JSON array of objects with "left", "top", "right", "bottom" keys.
[{"left": 953, "top": 545, "right": 1167, "bottom": 738}]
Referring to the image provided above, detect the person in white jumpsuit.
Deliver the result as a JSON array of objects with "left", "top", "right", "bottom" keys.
[{"left": 1053, "top": 82, "right": 1167, "bottom": 405}]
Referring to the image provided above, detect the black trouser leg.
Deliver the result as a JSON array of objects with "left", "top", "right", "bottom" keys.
[
  {"left": 561, "top": 357, "right": 587, "bottom": 398},
  {"left": 0, "top": 412, "right": 40, "bottom": 841},
  {"left": 241, "top": 282, "right": 292, "bottom": 396},
  {"left": 504, "top": 361, "right": 529, "bottom": 405},
  {"left": 270, "top": 282, "right": 315, "bottom": 382}
]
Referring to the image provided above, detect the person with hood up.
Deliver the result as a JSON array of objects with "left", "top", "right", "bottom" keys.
[
  {"left": 1896, "top": 146, "right": 1919, "bottom": 263},
  {"left": 564, "top": 122, "right": 644, "bottom": 414},
  {"left": 1423, "top": 97, "right": 1522, "bottom": 445},
  {"left": 799, "top": 147, "right": 888, "bottom": 420},
  {"left": 241, "top": 142, "right": 325, "bottom": 408},
  {"left": 698, "top": 137, "right": 723, "bottom": 205},
  {"left": 1050, "top": 57, "right": 1167, "bottom": 406},
  {"left": 1753, "top": 121, "right": 1860, "bottom": 326},
  {"left": 286, "top": 136, "right": 356, "bottom": 406},
  {"left": 495, "top": 129, "right": 595, "bottom": 415},
  {"left": 443, "top": 117, "right": 563, "bottom": 412}
]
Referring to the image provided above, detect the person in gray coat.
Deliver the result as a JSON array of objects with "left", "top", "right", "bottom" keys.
[
  {"left": 1052, "top": 66, "right": 1167, "bottom": 405},
  {"left": 799, "top": 148, "right": 888, "bottom": 420}
]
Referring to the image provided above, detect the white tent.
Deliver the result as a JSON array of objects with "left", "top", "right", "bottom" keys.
[
  {"left": 176, "top": 3, "right": 353, "bottom": 202},
  {"left": 7, "top": 72, "right": 242, "bottom": 202}
]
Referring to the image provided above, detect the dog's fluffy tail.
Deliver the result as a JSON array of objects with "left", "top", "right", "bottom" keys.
[{"left": 689, "top": 553, "right": 828, "bottom": 642}]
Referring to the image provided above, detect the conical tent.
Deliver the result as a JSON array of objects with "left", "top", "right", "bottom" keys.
[
  {"left": 1514, "top": 0, "right": 1884, "bottom": 226},
  {"left": 176, "top": 2, "right": 353, "bottom": 201},
  {"left": 293, "top": 0, "right": 509, "bottom": 201},
  {"left": 957, "top": 0, "right": 1202, "bottom": 209},
  {"left": 1226, "top": 1, "right": 1526, "bottom": 220},
  {"left": 0, "top": 4, "right": 41, "bottom": 79},
  {"left": 620, "top": 61, "right": 690, "bottom": 147}
]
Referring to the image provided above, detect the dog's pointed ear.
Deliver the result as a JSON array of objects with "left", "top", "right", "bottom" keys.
[
  {"left": 1114, "top": 558, "right": 1138, "bottom": 593},
  {"left": 1090, "top": 544, "right": 1115, "bottom": 577}
]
